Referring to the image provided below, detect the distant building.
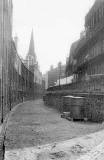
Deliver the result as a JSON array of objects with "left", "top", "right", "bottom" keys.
[
  {"left": 43, "top": 72, "right": 48, "bottom": 89},
  {"left": 47, "top": 63, "right": 66, "bottom": 88}
]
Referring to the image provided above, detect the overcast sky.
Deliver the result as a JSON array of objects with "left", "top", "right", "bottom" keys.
[{"left": 13, "top": 0, "right": 95, "bottom": 74}]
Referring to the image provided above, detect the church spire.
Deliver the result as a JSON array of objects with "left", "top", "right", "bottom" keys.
[
  {"left": 26, "top": 29, "right": 37, "bottom": 69},
  {"left": 27, "top": 29, "right": 36, "bottom": 62}
]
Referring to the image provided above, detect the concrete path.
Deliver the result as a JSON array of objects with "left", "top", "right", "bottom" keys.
[{"left": 4, "top": 99, "right": 104, "bottom": 160}]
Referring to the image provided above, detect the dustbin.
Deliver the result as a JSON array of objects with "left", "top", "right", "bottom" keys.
[
  {"left": 62, "top": 95, "right": 74, "bottom": 112},
  {"left": 71, "top": 96, "right": 84, "bottom": 120},
  {"left": 62, "top": 95, "right": 85, "bottom": 120}
]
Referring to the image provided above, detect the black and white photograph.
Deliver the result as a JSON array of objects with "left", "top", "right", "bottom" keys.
[{"left": 0, "top": 0, "right": 104, "bottom": 159}]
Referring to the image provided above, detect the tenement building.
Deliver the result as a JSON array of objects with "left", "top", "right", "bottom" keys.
[{"left": 66, "top": 0, "right": 104, "bottom": 92}]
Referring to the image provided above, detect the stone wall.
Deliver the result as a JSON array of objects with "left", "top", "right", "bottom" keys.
[
  {"left": 84, "top": 94, "right": 104, "bottom": 122},
  {"left": 43, "top": 91, "right": 104, "bottom": 122}
]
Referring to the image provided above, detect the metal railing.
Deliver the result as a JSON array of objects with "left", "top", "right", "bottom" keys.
[{"left": 47, "top": 74, "right": 104, "bottom": 94}]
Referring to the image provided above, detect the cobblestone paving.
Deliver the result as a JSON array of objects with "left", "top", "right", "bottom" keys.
[{"left": 4, "top": 99, "right": 104, "bottom": 159}]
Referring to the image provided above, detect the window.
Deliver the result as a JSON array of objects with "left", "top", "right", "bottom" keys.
[
  {"left": 94, "top": 12, "right": 97, "bottom": 25},
  {"left": 102, "top": 40, "right": 104, "bottom": 52}
]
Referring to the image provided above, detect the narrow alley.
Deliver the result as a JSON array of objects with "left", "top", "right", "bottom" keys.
[{"left": 4, "top": 99, "right": 104, "bottom": 160}]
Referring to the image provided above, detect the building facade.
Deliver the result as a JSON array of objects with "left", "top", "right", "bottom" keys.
[
  {"left": 0, "top": 0, "right": 36, "bottom": 122},
  {"left": 0, "top": 0, "right": 13, "bottom": 118},
  {"left": 66, "top": 0, "right": 104, "bottom": 92}
]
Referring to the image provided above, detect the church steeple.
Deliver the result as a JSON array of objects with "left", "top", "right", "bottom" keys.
[
  {"left": 27, "top": 30, "right": 36, "bottom": 62},
  {"left": 26, "top": 29, "right": 37, "bottom": 69}
]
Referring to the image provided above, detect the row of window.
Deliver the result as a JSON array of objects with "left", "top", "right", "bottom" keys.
[
  {"left": 87, "top": 63, "right": 104, "bottom": 75},
  {"left": 83, "top": 40, "right": 104, "bottom": 62},
  {"left": 75, "top": 63, "right": 104, "bottom": 82},
  {"left": 86, "top": 4, "right": 104, "bottom": 29},
  {"left": 76, "top": 40, "right": 104, "bottom": 76}
]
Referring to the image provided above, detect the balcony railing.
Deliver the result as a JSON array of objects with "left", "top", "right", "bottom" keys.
[{"left": 47, "top": 74, "right": 104, "bottom": 94}]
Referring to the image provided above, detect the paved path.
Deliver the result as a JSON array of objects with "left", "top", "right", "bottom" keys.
[{"left": 4, "top": 99, "right": 104, "bottom": 160}]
